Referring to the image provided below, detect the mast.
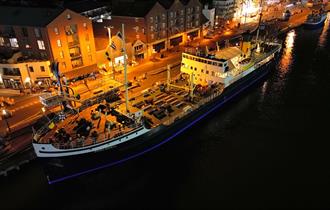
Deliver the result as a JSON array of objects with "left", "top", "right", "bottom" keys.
[
  {"left": 255, "top": 0, "right": 263, "bottom": 43},
  {"left": 121, "top": 24, "right": 129, "bottom": 114}
]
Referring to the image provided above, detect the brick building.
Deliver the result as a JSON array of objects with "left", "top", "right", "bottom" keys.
[
  {"left": 0, "top": 6, "right": 97, "bottom": 89},
  {"left": 94, "top": 0, "right": 203, "bottom": 63}
]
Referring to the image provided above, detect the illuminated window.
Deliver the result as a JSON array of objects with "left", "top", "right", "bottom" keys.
[
  {"left": 9, "top": 38, "right": 19, "bottom": 48},
  {"left": 0, "top": 37, "right": 4, "bottom": 46},
  {"left": 57, "top": 39, "right": 62, "bottom": 47},
  {"left": 67, "top": 13, "right": 71, "bottom": 20},
  {"left": 59, "top": 51, "right": 64, "bottom": 59},
  {"left": 37, "top": 40, "right": 45, "bottom": 50},
  {"left": 150, "top": 17, "right": 153, "bottom": 23},
  {"left": 83, "top": 23, "right": 87, "bottom": 29},
  {"left": 54, "top": 27, "right": 59, "bottom": 35},
  {"left": 87, "top": 45, "right": 91, "bottom": 53}
]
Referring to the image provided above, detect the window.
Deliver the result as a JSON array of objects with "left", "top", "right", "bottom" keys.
[
  {"left": 194, "top": 67, "right": 197, "bottom": 71},
  {"left": 206, "top": 70, "right": 209, "bottom": 74},
  {"left": 22, "top": 27, "right": 28, "bottom": 37},
  {"left": 62, "top": 62, "right": 66, "bottom": 69},
  {"left": 201, "top": 69, "right": 204, "bottom": 73},
  {"left": 150, "top": 34, "right": 154, "bottom": 40},
  {"left": 59, "top": 51, "right": 64, "bottom": 59},
  {"left": 34, "top": 28, "right": 41, "bottom": 38},
  {"left": 83, "top": 22, "right": 87, "bottom": 29},
  {"left": 57, "top": 39, "right": 62, "bottom": 47},
  {"left": 170, "top": 12, "right": 173, "bottom": 18},
  {"left": 87, "top": 45, "right": 91, "bottom": 53},
  {"left": 150, "top": 26, "right": 154, "bottom": 32},
  {"left": 181, "top": 10, "right": 184, "bottom": 15},
  {"left": 37, "top": 40, "right": 45, "bottom": 50},
  {"left": 40, "top": 66, "right": 45, "bottom": 72},
  {"left": 162, "top": 23, "right": 165, "bottom": 28},
  {"left": 212, "top": 71, "right": 215, "bottom": 76},
  {"left": 67, "top": 13, "right": 71, "bottom": 20},
  {"left": 9, "top": 38, "right": 19, "bottom": 48},
  {"left": 29, "top": 66, "right": 34, "bottom": 72},
  {"left": 190, "top": 66, "right": 193, "bottom": 70},
  {"left": 89, "top": 55, "right": 93, "bottom": 62},
  {"left": 85, "top": 34, "right": 90, "bottom": 41},
  {"left": 0, "top": 37, "right": 4, "bottom": 46},
  {"left": 150, "top": 17, "right": 153, "bottom": 23},
  {"left": 54, "top": 27, "right": 59, "bottom": 35}
]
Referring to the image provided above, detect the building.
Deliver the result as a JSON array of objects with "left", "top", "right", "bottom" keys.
[
  {"left": 93, "top": 0, "right": 203, "bottom": 63},
  {"left": 213, "top": 0, "right": 237, "bottom": 24},
  {"left": 202, "top": 4, "right": 216, "bottom": 32},
  {"left": 64, "top": 0, "right": 112, "bottom": 22},
  {"left": 0, "top": 6, "right": 97, "bottom": 89}
]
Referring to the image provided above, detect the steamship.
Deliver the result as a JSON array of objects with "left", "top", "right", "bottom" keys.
[{"left": 32, "top": 30, "right": 282, "bottom": 184}]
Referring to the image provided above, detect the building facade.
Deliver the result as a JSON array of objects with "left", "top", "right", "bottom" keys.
[
  {"left": 0, "top": 7, "right": 97, "bottom": 89},
  {"left": 213, "top": 0, "right": 237, "bottom": 24},
  {"left": 103, "top": 0, "right": 203, "bottom": 62}
]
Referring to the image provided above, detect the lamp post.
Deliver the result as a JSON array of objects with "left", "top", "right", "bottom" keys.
[{"left": 2, "top": 109, "right": 11, "bottom": 135}]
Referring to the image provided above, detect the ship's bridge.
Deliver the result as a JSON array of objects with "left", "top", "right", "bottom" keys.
[{"left": 180, "top": 52, "right": 231, "bottom": 86}]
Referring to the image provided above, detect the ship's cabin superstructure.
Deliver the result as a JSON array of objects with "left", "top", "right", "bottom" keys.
[{"left": 181, "top": 45, "right": 252, "bottom": 87}]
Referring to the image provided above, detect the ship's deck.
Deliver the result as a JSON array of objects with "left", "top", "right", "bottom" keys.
[{"left": 37, "top": 80, "right": 223, "bottom": 149}]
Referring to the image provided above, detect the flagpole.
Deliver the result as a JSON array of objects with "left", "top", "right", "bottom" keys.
[
  {"left": 121, "top": 24, "right": 129, "bottom": 114},
  {"left": 106, "top": 26, "right": 115, "bottom": 79}
]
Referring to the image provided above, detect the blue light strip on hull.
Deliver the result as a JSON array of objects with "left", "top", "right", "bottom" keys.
[{"left": 48, "top": 67, "right": 270, "bottom": 184}]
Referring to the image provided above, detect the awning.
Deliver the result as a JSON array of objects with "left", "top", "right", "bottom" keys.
[{"left": 62, "top": 64, "right": 98, "bottom": 80}]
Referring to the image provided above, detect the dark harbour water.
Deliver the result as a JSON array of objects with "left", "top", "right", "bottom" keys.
[{"left": 1, "top": 19, "right": 330, "bottom": 209}]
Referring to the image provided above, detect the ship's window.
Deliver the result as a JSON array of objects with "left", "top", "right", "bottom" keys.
[
  {"left": 213, "top": 62, "right": 217, "bottom": 66},
  {"left": 190, "top": 66, "right": 193, "bottom": 70},
  {"left": 208, "top": 61, "right": 212, "bottom": 64},
  {"left": 194, "top": 67, "right": 197, "bottom": 71},
  {"left": 201, "top": 69, "right": 204, "bottom": 73},
  {"left": 219, "top": 63, "right": 223, "bottom": 67},
  {"left": 206, "top": 70, "right": 209, "bottom": 74}
]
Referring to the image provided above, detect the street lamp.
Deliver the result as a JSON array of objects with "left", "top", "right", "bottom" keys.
[{"left": 2, "top": 109, "right": 11, "bottom": 135}]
